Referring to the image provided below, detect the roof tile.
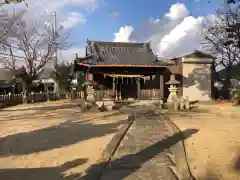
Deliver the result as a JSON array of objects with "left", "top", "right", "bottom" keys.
[{"left": 77, "top": 40, "right": 174, "bottom": 66}]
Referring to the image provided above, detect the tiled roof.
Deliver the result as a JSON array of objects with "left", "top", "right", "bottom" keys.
[
  {"left": 38, "top": 68, "right": 53, "bottom": 79},
  {"left": 76, "top": 40, "right": 171, "bottom": 66},
  {"left": 171, "top": 50, "right": 215, "bottom": 59},
  {"left": 0, "top": 68, "right": 14, "bottom": 82}
]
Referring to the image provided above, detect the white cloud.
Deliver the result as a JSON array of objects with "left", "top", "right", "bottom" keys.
[
  {"left": 114, "top": 25, "right": 134, "bottom": 42},
  {"left": 165, "top": 3, "right": 188, "bottom": 20},
  {"left": 61, "top": 12, "right": 86, "bottom": 29},
  {"left": 158, "top": 16, "right": 204, "bottom": 57},
  {"left": 113, "top": 3, "right": 212, "bottom": 58},
  {"left": 4, "top": 0, "right": 100, "bottom": 30}
]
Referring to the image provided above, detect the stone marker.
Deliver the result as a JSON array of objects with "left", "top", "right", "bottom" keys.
[
  {"left": 180, "top": 97, "right": 185, "bottom": 111},
  {"left": 173, "top": 98, "right": 180, "bottom": 111},
  {"left": 184, "top": 96, "right": 190, "bottom": 110}
]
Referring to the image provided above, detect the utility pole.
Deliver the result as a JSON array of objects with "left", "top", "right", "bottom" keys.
[
  {"left": 53, "top": 11, "right": 59, "bottom": 93},
  {"left": 53, "top": 11, "right": 57, "bottom": 68}
]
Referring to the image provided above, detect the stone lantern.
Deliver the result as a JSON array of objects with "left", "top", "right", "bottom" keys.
[{"left": 166, "top": 74, "right": 180, "bottom": 103}]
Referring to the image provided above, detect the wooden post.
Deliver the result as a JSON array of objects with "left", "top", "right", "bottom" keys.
[
  {"left": 137, "top": 77, "right": 141, "bottom": 100},
  {"left": 112, "top": 77, "right": 116, "bottom": 99},
  {"left": 160, "top": 75, "right": 164, "bottom": 99}
]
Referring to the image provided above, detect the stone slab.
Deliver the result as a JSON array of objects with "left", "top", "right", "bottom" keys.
[{"left": 100, "top": 109, "right": 178, "bottom": 180}]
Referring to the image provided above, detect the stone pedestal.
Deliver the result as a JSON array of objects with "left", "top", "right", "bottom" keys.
[
  {"left": 104, "top": 90, "right": 115, "bottom": 109},
  {"left": 167, "top": 85, "right": 178, "bottom": 103},
  {"left": 86, "top": 85, "right": 94, "bottom": 102},
  {"left": 151, "top": 90, "right": 159, "bottom": 100},
  {"left": 81, "top": 84, "right": 95, "bottom": 111}
]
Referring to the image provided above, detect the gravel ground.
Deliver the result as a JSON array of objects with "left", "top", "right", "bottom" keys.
[
  {"left": 170, "top": 103, "right": 240, "bottom": 180},
  {"left": 0, "top": 100, "right": 128, "bottom": 180}
]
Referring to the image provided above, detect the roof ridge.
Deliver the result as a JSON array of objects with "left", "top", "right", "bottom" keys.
[
  {"left": 87, "top": 40, "right": 147, "bottom": 46},
  {"left": 171, "top": 50, "right": 214, "bottom": 59}
]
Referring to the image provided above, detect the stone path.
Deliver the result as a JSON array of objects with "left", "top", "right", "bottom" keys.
[{"left": 99, "top": 109, "right": 177, "bottom": 180}]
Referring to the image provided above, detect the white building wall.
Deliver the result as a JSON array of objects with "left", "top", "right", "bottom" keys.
[{"left": 182, "top": 57, "right": 213, "bottom": 101}]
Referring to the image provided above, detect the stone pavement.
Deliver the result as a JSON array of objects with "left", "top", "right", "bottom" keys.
[{"left": 99, "top": 109, "right": 178, "bottom": 180}]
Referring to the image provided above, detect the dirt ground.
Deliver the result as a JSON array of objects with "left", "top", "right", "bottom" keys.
[
  {"left": 170, "top": 102, "right": 240, "bottom": 180},
  {"left": 0, "top": 100, "right": 128, "bottom": 180}
]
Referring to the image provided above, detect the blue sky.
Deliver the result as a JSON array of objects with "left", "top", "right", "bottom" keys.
[
  {"left": 73, "top": 0, "right": 220, "bottom": 46},
  {"left": 6, "top": 0, "right": 223, "bottom": 60}
]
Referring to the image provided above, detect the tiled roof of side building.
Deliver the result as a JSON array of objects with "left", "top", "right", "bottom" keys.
[{"left": 76, "top": 40, "right": 172, "bottom": 66}]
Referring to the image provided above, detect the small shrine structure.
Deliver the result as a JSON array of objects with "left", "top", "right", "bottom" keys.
[
  {"left": 73, "top": 41, "right": 215, "bottom": 102},
  {"left": 73, "top": 40, "right": 176, "bottom": 101}
]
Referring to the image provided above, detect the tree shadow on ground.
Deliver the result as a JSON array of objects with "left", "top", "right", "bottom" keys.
[
  {"left": 234, "top": 154, "right": 240, "bottom": 171},
  {"left": 81, "top": 128, "right": 199, "bottom": 180},
  {"left": 0, "top": 158, "right": 88, "bottom": 180},
  {"left": 0, "top": 128, "right": 199, "bottom": 180},
  {"left": 0, "top": 118, "right": 127, "bottom": 156}
]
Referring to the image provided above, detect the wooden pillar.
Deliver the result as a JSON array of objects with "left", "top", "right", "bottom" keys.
[
  {"left": 112, "top": 77, "right": 116, "bottom": 99},
  {"left": 137, "top": 77, "right": 141, "bottom": 100},
  {"left": 160, "top": 75, "right": 164, "bottom": 99},
  {"left": 85, "top": 71, "right": 88, "bottom": 81}
]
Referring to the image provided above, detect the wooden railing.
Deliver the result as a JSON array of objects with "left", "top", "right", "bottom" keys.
[
  {"left": 94, "top": 89, "right": 162, "bottom": 101},
  {"left": 140, "top": 89, "right": 161, "bottom": 100},
  {"left": 94, "top": 90, "right": 106, "bottom": 101}
]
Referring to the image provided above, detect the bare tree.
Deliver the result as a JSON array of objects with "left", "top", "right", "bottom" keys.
[
  {"left": 200, "top": 5, "right": 240, "bottom": 97},
  {"left": 0, "top": 0, "right": 28, "bottom": 48},
  {"left": 201, "top": 9, "right": 240, "bottom": 67},
  {"left": 226, "top": 0, "right": 240, "bottom": 4},
  {"left": 1, "top": 0, "right": 26, "bottom": 5},
  {"left": 3, "top": 12, "right": 70, "bottom": 100}
]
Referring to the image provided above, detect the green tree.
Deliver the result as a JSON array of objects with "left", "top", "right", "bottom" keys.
[{"left": 52, "top": 62, "right": 74, "bottom": 93}]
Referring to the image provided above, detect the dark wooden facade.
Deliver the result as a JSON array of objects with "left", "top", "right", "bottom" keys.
[{"left": 74, "top": 40, "right": 179, "bottom": 100}]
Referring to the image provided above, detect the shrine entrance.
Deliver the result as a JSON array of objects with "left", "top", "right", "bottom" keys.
[
  {"left": 75, "top": 65, "right": 168, "bottom": 101},
  {"left": 116, "top": 77, "right": 138, "bottom": 100},
  {"left": 105, "top": 74, "right": 142, "bottom": 100}
]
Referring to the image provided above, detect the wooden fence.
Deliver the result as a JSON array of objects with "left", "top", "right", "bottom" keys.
[
  {"left": 0, "top": 88, "right": 162, "bottom": 109},
  {"left": 94, "top": 89, "right": 162, "bottom": 101},
  {"left": 0, "top": 94, "right": 23, "bottom": 108},
  {"left": 140, "top": 89, "right": 161, "bottom": 100},
  {"left": 0, "top": 92, "right": 74, "bottom": 109},
  {"left": 94, "top": 90, "right": 106, "bottom": 101}
]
